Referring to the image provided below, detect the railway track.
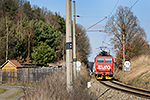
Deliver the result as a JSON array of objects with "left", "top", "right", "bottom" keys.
[{"left": 100, "top": 80, "right": 150, "bottom": 99}]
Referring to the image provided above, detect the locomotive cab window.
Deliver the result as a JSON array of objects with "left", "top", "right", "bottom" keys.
[
  {"left": 97, "top": 58, "right": 104, "bottom": 63},
  {"left": 105, "top": 58, "right": 112, "bottom": 63}
]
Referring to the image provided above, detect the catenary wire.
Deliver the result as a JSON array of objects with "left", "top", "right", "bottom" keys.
[
  {"left": 108, "top": 0, "right": 120, "bottom": 17},
  {"left": 129, "top": 0, "right": 139, "bottom": 11}
]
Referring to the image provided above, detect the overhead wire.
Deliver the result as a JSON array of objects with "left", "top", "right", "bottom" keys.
[
  {"left": 108, "top": 0, "right": 120, "bottom": 18},
  {"left": 107, "top": 0, "right": 140, "bottom": 27},
  {"left": 102, "top": 0, "right": 140, "bottom": 47},
  {"left": 80, "top": 0, "right": 139, "bottom": 35},
  {"left": 101, "top": 0, "right": 120, "bottom": 44},
  {"left": 129, "top": 0, "right": 139, "bottom": 10},
  {"left": 79, "top": 0, "right": 120, "bottom": 35}
]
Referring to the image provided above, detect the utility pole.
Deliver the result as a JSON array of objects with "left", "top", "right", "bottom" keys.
[
  {"left": 66, "top": 0, "right": 73, "bottom": 91},
  {"left": 73, "top": 1, "right": 77, "bottom": 79}
]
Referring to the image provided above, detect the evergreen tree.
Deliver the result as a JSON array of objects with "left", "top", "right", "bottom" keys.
[
  {"left": 23, "top": 1, "right": 33, "bottom": 20},
  {"left": 33, "top": 20, "right": 63, "bottom": 64},
  {"left": 31, "top": 42, "right": 54, "bottom": 65}
]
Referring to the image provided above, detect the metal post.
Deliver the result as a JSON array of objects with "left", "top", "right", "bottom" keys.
[
  {"left": 123, "top": 34, "right": 125, "bottom": 73},
  {"left": 113, "top": 43, "right": 115, "bottom": 73},
  {"left": 73, "top": 1, "right": 77, "bottom": 79},
  {"left": 113, "top": 43, "right": 115, "bottom": 62},
  {"left": 66, "top": 0, "right": 73, "bottom": 91}
]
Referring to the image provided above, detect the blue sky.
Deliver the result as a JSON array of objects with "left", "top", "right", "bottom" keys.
[{"left": 29, "top": 0, "right": 150, "bottom": 62}]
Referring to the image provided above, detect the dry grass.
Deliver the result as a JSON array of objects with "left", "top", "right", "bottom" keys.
[
  {"left": 22, "top": 65, "right": 92, "bottom": 100},
  {"left": 114, "top": 55, "right": 150, "bottom": 90}
]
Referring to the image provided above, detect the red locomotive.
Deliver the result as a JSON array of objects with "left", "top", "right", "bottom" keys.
[{"left": 93, "top": 51, "right": 113, "bottom": 79}]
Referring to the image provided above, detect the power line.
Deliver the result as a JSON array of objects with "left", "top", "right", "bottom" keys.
[
  {"left": 108, "top": 0, "right": 139, "bottom": 18},
  {"left": 108, "top": 0, "right": 120, "bottom": 17},
  {"left": 78, "top": 0, "right": 139, "bottom": 35},
  {"left": 78, "top": 17, "right": 107, "bottom": 35},
  {"left": 129, "top": 0, "right": 139, "bottom": 10}
]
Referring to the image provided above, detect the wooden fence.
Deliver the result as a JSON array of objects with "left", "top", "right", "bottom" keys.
[{"left": 0, "top": 67, "right": 66, "bottom": 84}]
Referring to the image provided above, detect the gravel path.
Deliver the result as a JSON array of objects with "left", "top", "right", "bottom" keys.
[
  {"left": 0, "top": 86, "right": 24, "bottom": 100},
  {"left": 88, "top": 78, "right": 149, "bottom": 100}
]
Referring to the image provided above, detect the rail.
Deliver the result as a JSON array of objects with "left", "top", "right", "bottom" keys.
[{"left": 100, "top": 80, "right": 150, "bottom": 99}]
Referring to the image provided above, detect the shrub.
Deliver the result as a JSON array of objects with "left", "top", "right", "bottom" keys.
[{"left": 23, "top": 67, "right": 92, "bottom": 100}]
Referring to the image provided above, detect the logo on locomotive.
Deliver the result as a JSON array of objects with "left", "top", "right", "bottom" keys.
[{"left": 97, "top": 65, "right": 111, "bottom": 70}]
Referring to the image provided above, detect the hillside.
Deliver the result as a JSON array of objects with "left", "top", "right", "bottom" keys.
[{"left": 114, "top": 55, "right": 150, "bottom": 90}]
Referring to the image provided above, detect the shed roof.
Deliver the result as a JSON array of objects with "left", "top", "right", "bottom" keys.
[{"left": 1, "top": 60, "right": 23, "bottom": 68}]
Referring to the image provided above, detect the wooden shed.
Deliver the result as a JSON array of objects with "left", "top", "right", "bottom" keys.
[
  {"left": 1, "top": 60, "right": 23, "bottom": 69},
  {"left": 1, "top": 60, "right": 23, "bottom": 83}
]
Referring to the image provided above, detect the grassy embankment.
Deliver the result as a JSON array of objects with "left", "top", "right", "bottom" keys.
[{"left": 114, "top": 55, "right": 150, "bottom": 90}]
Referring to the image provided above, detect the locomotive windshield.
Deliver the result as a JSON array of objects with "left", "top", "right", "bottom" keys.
[
  {"left": 105, "top": 58, "right": 112, "bottom": 63},
  {"left": 97, "top": 58, "right": 104, "bottom": 63}
]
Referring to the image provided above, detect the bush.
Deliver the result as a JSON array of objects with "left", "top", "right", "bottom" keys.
[{"left": 23, "top": 67, "right": 92, "bottom": 100}]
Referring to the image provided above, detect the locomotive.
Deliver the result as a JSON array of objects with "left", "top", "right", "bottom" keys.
[{"left": 93, "top": 50, "right": 113, "bottom": 79}]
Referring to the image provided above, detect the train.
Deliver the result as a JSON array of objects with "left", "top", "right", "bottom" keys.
[{"left": 93, "top": 50, "right": 113, "bottom": 79}]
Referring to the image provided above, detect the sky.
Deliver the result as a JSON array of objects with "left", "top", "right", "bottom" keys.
[{"left": 28, "top": 0, "right": 150, "bottom": 62}]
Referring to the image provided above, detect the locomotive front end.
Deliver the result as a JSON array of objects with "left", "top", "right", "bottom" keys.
[{"left": 94, "top": 55, "right": 113, "bottom": 79}]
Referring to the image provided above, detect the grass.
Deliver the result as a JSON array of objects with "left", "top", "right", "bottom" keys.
[
  {"left": 147, "top": 64, "right": 150, "bottom": 66},
  {"left": 130, "top": 70, "right": 149, "bottom": 84},
  {"left": 0, "top": 83, "right": 37, "bottom": 87},
  {"left": 3, "top": 89, "right": 24, "bottom": 99},
  {"left": 0, "top": 88, "right": 7, "bottom": 94},
  {"left": 0, "top": 83, "right": 36, "bottom": 99},
  {"left": 0, "top": 84, "right": 24, "bottom": 86}
]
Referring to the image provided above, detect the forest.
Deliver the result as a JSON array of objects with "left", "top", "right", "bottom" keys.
[{"left": 0, "top": 0, "right": 91, "bottom": 65}]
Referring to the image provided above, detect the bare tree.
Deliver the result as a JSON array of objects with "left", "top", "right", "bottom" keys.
[{"left": 105, "top": 6, "right": 146, "bottom": 49}]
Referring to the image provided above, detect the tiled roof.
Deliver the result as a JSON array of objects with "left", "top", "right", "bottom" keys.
[
  {"left": 9, "top": 60, "right": 23, "bottom": 68},
  {"left": 1, "top": 60, "right": 23, "bottom": 68}
]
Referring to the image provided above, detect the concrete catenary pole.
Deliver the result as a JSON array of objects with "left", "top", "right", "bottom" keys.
[
  {"left": 73, "top": 1, "right": 77, "bottom": 79},
  {"left": 66, "top": 0, "right": 73, "bottom": 91}
]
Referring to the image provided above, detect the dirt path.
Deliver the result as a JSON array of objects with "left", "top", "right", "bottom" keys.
[{"left": 0, "top": 86, "right": 24, "bottom": 100}]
